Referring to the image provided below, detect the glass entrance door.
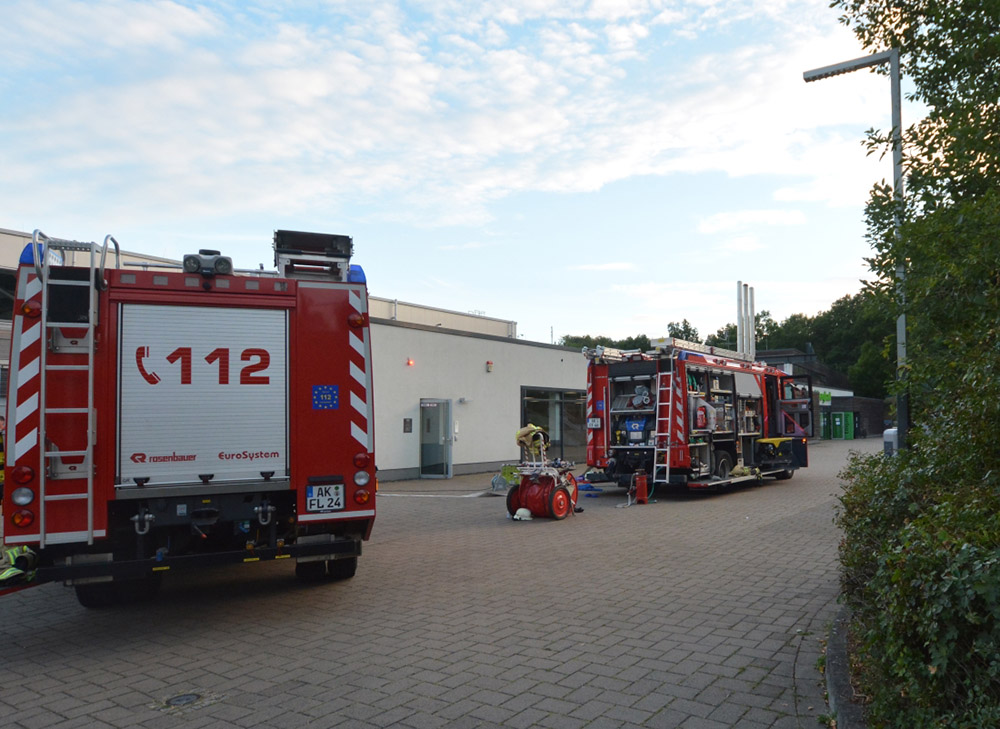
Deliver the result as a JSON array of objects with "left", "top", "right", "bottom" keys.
[{"left": 419, "top": 398, "right": 452, "bottom": 478}]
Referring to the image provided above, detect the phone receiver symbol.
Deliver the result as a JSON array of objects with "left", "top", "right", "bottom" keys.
[{"left": 136, "top": 346, "right": 161, "bottom": 385}]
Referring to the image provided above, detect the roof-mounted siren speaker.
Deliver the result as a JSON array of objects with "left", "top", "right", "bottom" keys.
[{"left": 183, "top": 249, "right": 233, "bottom": 277}]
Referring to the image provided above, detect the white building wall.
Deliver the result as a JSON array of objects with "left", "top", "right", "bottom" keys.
[
  {"left": 369, "top": 297, "right": 516, "bottom": 338},
  {"left": 371, "top": 320, "right": 585, "bottom": 479}
]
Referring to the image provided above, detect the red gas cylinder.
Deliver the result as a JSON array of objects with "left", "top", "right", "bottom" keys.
[
  {"left": 506, "top": 471, "right": 577, "bottom": 520},
  {"left": 634, "top": 471, "right": 649, "bottom": 505}
]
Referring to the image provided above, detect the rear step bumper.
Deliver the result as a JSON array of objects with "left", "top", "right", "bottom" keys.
[{"left": 9, "top": 538, "right": 361, "bottom": 588}]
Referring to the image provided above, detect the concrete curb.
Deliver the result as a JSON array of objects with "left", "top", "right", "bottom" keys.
[{"left": 826, "top": 604, "right": 868, "bottom": 729}]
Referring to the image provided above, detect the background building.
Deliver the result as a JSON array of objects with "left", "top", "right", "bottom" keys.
[
  {"left": 0, "top": 227, "right": 585, "bottom": 481},
  {"left": 758, "top": 348, "right": 885, "bottom": 440}
]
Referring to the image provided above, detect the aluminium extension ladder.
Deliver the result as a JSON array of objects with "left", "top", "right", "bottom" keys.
[{"left": 31, "top": 230, "right": 119, "bottom": 547}]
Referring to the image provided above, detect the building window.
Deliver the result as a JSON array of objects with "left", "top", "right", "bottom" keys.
[{"left": 520, "top": 388, "right": 586, "bottom": 462}]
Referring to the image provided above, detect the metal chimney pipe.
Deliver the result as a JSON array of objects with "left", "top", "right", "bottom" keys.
[
  {"left": 742, "top": 283, "right": 750, "bottom": 355},
  {"left": 749, "top": 286, "right": 756, "bottom": 360},
  {"left": 736, "top": 281, "right": 744, "bottom": 354}
]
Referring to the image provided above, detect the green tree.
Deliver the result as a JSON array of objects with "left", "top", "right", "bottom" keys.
[
  {"left": 831, "top": 2, "right": 1000, "bottom": 726},
  {"left": 764, "top": 312, "right": 813, "bottom": 351},
  {"left": 666, "top": 319, "right": 699, "bottom": 342},
  {"left": 559, "top": 333, "right": 650, "bottom": 351},
  {"left": 704, "top": 322, "right": 736, "bottom": 349}
]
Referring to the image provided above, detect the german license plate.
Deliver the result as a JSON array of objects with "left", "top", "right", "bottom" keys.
[
  {"left": 587, "top": 418, "right": 601, "bottom": 428},
  {"left": 306, "top": 484, "right": 344, "bottom": 512}
]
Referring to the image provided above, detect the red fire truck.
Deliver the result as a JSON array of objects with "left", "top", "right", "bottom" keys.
[
  {"left": 584, "top": 338, "right": 813, "bottom": 491},
  {"left": 2, "top": 230, "right": 376, "bottom": 606}
]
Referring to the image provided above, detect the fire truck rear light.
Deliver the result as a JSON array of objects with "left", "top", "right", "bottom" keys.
[
  {"left": 348, "top": 312, "right": 367, "bottom": 328},
  {"left": 353, "top": 471, "right": 371, "bottom": 487},
  {"left": 353, "top": 452, "right": 370, "bottom": 468},
  {"left": 21, "top": 300, "right": 41, "bottom": 318},
  {"left": 354, "top": 488, "right": 371, "bottom": 505},
  {"left": 11, "top": 487, "right": 35, "bottom": 506},
  {"left": 12, "top": 509, "right": 34, "bottom": 528},
  {"left": 12, "top": 466, "right": 35, "bottom": 485}
]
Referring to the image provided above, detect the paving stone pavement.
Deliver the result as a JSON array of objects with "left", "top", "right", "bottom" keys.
[{"left": 0, "top": 437, "right": 881, "bottom": 728}]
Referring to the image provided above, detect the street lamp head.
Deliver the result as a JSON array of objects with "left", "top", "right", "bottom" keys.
[
  {"left": 803, "top": 68, "right": 846, "bottom": 83},
  {"left": 803, "top": 49, "right": 894, "bottom": 83}
]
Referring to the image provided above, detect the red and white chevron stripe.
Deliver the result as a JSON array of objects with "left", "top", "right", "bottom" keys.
[
  {"left": 585, "top": 378, "right": 593, "bottom": 449},
  {"left": 11, "top": 272, "right": 42, "bottom": 471},
  {"left": 347, "top": 288, "right": 372, "bottom": 452},
  {"left": 671, "top": 373, "right": 686, "bottom": 447}
]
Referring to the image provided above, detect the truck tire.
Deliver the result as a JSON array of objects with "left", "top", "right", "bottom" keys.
[
  {"left": 118, "top": 576, "right": 162, "bottom": 603},
  {"left": 295, "top": 560, "right": 326, "bottom": 581},
  {"left": 326, "top": 557, "right": 358, "bottom": 581},
  {"left": 75, "top": 583, "right": 119, "bottom": 608},
  {"left": 713, "top": 452, "right": 733, "bottom": 479},
  {"left": 774, "top": 469, "right": 794, "bottom": 480}
]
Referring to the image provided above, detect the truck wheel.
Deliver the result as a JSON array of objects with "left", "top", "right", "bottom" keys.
[
  {"left": 713, "top": 452, "right": 733, "bottom": 479},
  {"left": 549, "top": 487, "right": 571, "bottom": 520},
  {"left": 774, "top": 469, "right": 794, "bottom": 480},
  {"left": 75, "top": 583, "right": 119, "bottom": 609},
  {"left": 505, "top": 485, "right": 521, "bottom": 516},
  {"left": 295, "top": 560, "right": 326, "bottom": 581},
  {"left": 327, "top": 557, "right": 358, "bottom": 581}
]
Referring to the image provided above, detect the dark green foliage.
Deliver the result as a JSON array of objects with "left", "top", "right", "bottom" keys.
[
  {"left": 667, "top": 319, "right": 700, "bottom": 342},
  {"left": 838, "top": 449, "right": 1000, "bottom": 729},
  {"left": 833, "top": 1, "right": 1000, "bottom": 725},
  {"left": 560, "top": 333, "right": 651, "bottom": 351},
  {"left": 561, "top": 325, "right": 697, "bottom": 352},
  {"left": 704, "top": 322, "right": 737, "bottom": 349},
  {"left": 707, "top": 296, "right": 895, "bottom": 398}
]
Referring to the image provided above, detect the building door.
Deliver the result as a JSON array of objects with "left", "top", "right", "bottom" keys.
[
  {"left": 832, "top": 412, "right": 845, "bottom": 439},
  {"left": 419, "top": 398, "right": 452, "bottom": 478}
]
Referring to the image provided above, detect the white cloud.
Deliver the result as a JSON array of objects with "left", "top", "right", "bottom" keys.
[
  {"left": 571, "top": 262, "right": 637, "bottom": 271},
  {"left": 0, "top": 0, "right": 910, "bottom": 275},
  {"left": 0, "top": 0, "right": 219, "bottom": 67},
  {"left": 438, "top": 241, "right": 492, "bottom": 250},
  {"left": 698, "top": 210, "right": 807, "bottom": 234},
  {"left": 719, "top": 235, "right": 765, "bottom": 252},
  {"left": 604, "top": 21, "right": 650, "bottom": 56}
]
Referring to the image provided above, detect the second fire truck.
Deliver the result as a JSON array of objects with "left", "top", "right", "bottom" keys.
[{"left": 584, "top": 338, "right": 813, "bottom": 491}]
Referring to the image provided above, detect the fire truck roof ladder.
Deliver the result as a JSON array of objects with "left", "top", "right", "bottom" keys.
[
  {"left": 653, "top": 361, "right": 677, "bottom": 486},
  {"left": 273, "top": 229, "right": 353, "bottom": 281},
  {"left": 31, "top": 230, "right": 120, "bottom": 548},
  {"left": 650, "top": 337, "right": 751, "bottom": 363}
]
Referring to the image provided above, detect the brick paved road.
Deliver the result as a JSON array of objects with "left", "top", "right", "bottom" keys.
[{"left": 0, "top": 438, "right": 880, "bottom": 729}]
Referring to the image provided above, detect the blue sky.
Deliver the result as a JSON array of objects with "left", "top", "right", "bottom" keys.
[{"left": 0, "top": 0, "right": 921, "bottom": 344}]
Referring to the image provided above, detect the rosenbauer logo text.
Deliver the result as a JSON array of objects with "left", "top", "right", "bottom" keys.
[
  {"left": 218, "top": 450, "right": 281, "bottom": 462},
  {"left": 130, "top": 452, "right": 197, "bottom": 464}
]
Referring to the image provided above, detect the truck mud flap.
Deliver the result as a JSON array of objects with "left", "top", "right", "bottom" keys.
[{"left": 18, "top": 539, "right": 362, "bottom": 587}]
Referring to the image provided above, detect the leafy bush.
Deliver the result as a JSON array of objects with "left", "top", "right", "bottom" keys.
[{"left": 838, "top": 447, "right": 1000, "bottom": 728}]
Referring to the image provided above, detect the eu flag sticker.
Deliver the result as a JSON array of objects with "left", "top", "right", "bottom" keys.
[{"left": 313, "top": 385, "right": 339, "bottom": 410}]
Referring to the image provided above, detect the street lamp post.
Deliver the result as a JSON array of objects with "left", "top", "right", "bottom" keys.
[{"left": 804, "top": 49, "right": 908, "bottom": 449}]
